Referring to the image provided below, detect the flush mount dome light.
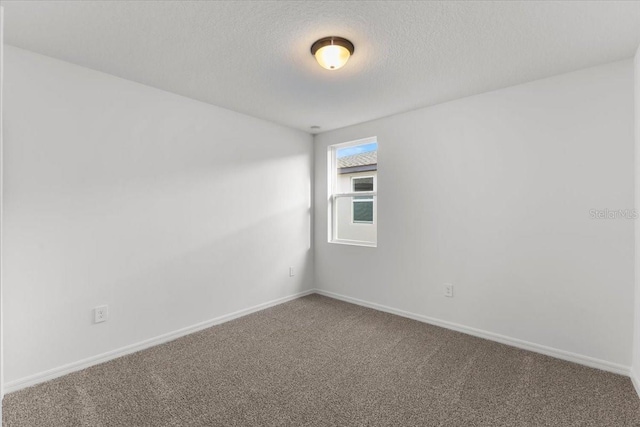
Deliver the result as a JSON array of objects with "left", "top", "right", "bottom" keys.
[{"left": 310, "top": 36, "right": 354, "bottom": 70}]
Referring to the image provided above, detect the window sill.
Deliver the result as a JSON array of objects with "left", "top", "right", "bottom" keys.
[{"left": 329, "top": 239, "right": 377, "bottom": 248}]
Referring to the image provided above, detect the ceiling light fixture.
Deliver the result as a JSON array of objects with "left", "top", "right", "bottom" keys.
[{"left": 310, "top": 36, "right": 354, "bottom": 71}]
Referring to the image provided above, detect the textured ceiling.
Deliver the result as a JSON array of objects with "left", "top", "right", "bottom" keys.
[{"left": 3, "top": 1, "right": 640, "bottom": 133}]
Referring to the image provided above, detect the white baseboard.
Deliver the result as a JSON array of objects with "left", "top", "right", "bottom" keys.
[
  {"left": 5, "top": 288, "right": 634, "bottom": 395},
  {"left": 314, "top": 289, "right": 631, "bottom": 377},
  {"left": 631, "top": 368, "right": 640, "bottom": 399},
  {"left": 4, "top": 289, "right": 315, "bottom": 394}
]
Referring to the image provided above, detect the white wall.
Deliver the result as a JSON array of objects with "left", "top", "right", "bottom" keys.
[
  {"left": 315, "top": 59, "right": 635, "bottom": 369},
  {"left": 3, "top": 46, "right": 313, "bottom": 385}
]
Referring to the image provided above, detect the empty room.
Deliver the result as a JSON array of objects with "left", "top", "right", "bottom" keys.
[{"left": 1, "top": 1, "right": 640, "bottom": 425}]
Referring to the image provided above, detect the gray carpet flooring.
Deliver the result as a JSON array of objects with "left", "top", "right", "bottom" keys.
[{"left": 3, "top": 294, "right": 640, "bottom": 426}]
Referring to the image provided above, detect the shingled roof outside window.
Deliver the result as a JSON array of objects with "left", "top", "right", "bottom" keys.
[{"left": 337, "top": 151, "right": 377, "bottom": 174}]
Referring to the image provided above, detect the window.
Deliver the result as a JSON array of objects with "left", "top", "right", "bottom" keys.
[
  {"left": 328, "top": 137, "right": 377, "bottom": 247},
  {"left": 352, "top": 176, "right": 374, "bottom": 223}
]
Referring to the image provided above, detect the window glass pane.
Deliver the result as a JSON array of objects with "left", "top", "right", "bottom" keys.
[
  {"left": 335, "top": 195, "right": 377, "bottom": 244},
  {"left": 353, "top": 177, "right": 374, "bottom": 192},
  {"left": 336, "top": 142, "right": 378, "bottom": 159}
]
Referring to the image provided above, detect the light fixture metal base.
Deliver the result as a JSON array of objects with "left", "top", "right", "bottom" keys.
[{"left": 310, "top": 36, "right": 355, "bottom": 56}]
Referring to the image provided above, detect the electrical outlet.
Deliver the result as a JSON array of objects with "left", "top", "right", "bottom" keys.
[
  {"left": 289, "top": 267, "right": 295, "bottom": 277},
  {"left": 94, "top": 305, "right": 109, "bottom": 323},
  {"left": 444, "top": 284, "right": 454, "bottom": 298}
]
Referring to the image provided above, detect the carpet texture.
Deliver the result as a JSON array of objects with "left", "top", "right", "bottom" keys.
[{"left": 3, "top": 294, "right": 640, "bottom": 426}]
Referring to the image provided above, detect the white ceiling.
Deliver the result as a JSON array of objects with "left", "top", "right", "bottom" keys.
[{"left": 3, "top": 1, "right": 640, "bottom": 133}]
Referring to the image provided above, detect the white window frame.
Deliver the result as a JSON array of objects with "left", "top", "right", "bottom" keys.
[
  {"left": 327, "top": 137, "right": 377, "bottom": 247},
  {"left": 351, "top": 175, "right": 375, "bottom": 224}
]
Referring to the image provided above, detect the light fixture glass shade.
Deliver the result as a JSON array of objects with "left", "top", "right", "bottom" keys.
[
  {"left": 314, "top": 44, "right": 351, "bottom": 70},
  {"left": 310, "top": 37, "right": 354, "bottom": 71}
]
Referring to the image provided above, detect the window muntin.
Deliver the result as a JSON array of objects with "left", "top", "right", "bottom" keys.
[{"left": 328, "top": 138, "right": 377, "bottom": 247}]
